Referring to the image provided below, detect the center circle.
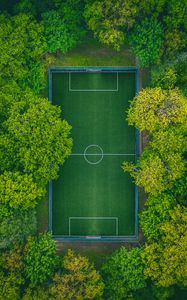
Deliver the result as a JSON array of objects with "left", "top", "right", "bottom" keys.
[{"left": 84, "top": 144, "right": 103, "bottom": 165}]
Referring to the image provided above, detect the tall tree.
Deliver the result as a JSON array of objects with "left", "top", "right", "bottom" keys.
[
  {"left": 0, "top": 205, "right": 37, "bottom": 249},
  {"left": 142, "top": 205, "right": 187, "bottom": 287},
  {"left": 140, "top": 193, "right": 176, "bottom": 241},
  {"left": 1, "top": 88, "right": 72, "bottom": 185},
  {"left": 84, "top": 0, "right": 139, "bottom": 50},
  {"left": 128, "top": 17, "right": 163, "bottom": 67},
  {"left": 0, "top": 13, "right": 46, "bottom": 93},
  {"left": 0, "top": 171, "right": 45, "bottom": 209},
  {"left": 42, "top": 0, "right": 86, "bottom": 54},
  {"left": 24, "top": 233, "right": 57, "bottom": 286},
  {"left": 49, "top": 249, "right": 104, "bottom": 300},
  {"left": 102, "top": 247, "right": 146, "bottom": 299},
  {"left": 127, "top": 88, "right": 187, "bottom": 133},
  {"left": 123, "top": 148, "right": 186, "bottom": 195}
]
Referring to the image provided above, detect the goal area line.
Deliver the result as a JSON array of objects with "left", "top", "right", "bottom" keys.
[
  {"left": 68, "top": 217, "right": 119, "bottom": 236},
  {"left": 69, "top": 72, "right": 119, "bottom": 92},
  {"left": 70, "top": 153, "right": 136, "bottom": 156}
]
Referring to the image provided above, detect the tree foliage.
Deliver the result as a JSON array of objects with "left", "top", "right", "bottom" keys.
[
  {"left": 0, "top": 13, "right": 46, "bottom": 92},
  {"left": 127, "top": 88, "right": 187, "bottom": 133},
  {"left": 24, "top": 232, "right": 57, "bottom": 286},
  {"left": 0, "top": 171, "right": 45, "bottom": 209},
  {"left": 0, "top": 271, "right": 24, "bottom": 300},
  {"left": 123, "top": 149, "right": 186, "bottom": 195},
  {"left": 0, "top": 206, "right": 37, "bottom": 249},
  {"left": 151, "top": 65, "right": 177, "bottom": 89},
  {"left": 162, "top": 0, "right": 187, "bottom": 58},
  {"left": 140, "top": 193, "right": 176, "bottom": 241},
  {"left": 142, "top": 205, "right": 187, "bottom": 287},
  {"left": 102, "top": 247, "right": 146, "bottom": 299},
  {"left": 84, "top": 0, "right": 139, "bottom": 50},
  {"left": 1, "top": 88, "right": 72, "bottom": 185},
  {"left": 42, "top": 1, "right": 86, "bottom": 54},
  {"left": 49, "top": 249, "right": 104, "bottom": 299},
  {"left": 129, "top": 17, "right": 163, "bottom": 67}
]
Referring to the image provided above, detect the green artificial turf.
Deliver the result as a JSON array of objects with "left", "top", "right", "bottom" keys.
[{"left": 51, "top": 71, "right": 136, "bottom": 236}]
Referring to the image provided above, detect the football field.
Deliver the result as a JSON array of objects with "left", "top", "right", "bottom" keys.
[{"left": 49, "top": 68, "right": 138, "bottom": 240}]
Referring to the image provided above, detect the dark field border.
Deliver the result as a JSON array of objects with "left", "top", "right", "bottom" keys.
[{"left": 48, "top": 67, "right": 139, "bottom": 241}]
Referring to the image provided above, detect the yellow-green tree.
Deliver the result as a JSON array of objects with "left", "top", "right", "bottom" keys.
[
  {"left": 0, "top": 171, "right": 45, "bottom": 209},
  {"left": 49, "top": 249, "right": 104, "bottom": 299},
  {"left": 127, "top": 88, "right": 187, "bottom": 133},
  {"left": 142, "top": 205, "right": 187, "bottom": 287}
]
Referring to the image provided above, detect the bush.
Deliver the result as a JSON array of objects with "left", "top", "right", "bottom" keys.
[
  {"left": 151, "top": 65, "right": 177, "bottom": 89},
  {"left": 140, "top": 193, "right": 176, "bottom": 241},
  {"left": 102, "top": 247, "right": 146, "bottom": 299},
  {"left": 129, "top": 17, "right": 163, "bottom": 67},
  {"left": 0, "top": 206, "right": 37, "bottom": 249},
  {"left": 0, "top": 171, "right": 45, "bottom": 209},
  {"left": 24, "top": 232, "right": 57, "bottom": 286},
  {"left": 42, "top": 1, "right": 86, "bottom": 54},
  {"left": 49, "top": 249, "right": 104, "bottom": 300}
]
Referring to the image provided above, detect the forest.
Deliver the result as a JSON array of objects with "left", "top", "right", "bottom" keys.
[{"left": 0, "top": 0, "right": 186, "bottom": 299}]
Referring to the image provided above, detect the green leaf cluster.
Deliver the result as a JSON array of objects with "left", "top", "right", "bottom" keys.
[
  {"left": 24, "top": 232, "right": 57, "bottom": 286},
  {"left": 142, "top": 205, "right": 187, "bottom": 287},
  {"left": 0, "top": 13, "right": 46, "bottom": 92},
  {"left": 127, "top": 88, "right": 187, "bottom": 132},
  {"left": 129, "top": 17, "right": 163, "bottom": 67},
  {"left": 49, "top": 249, "right": 104, "bottom": 300},
  {"left": 84, "top": 0, "right": 139, "bottom": 50},
  {"left": 0, "top": 172, "right": 45, "bottom": 209},
  {"left": 42, "top": 0, "right": 86, "bottom": 54},
  {"left": 0, "top": 207, "right": 37, "bottom": 249},
  {"left": 140, "top": 193, "right": 176, "bottom": 241},
  {"left": 102, "top": 247, "right": 146, "bottom": 299}
]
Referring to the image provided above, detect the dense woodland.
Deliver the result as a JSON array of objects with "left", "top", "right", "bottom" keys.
[{"left": 0, "top": 0, "right": 186, "bottom": 299}]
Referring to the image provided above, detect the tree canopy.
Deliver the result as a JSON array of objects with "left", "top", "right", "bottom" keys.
[
  {"left": 49, "top": 249, "right": 104, "bottom": 299},
  {"left": 24, "top": 233, "right": 57, "bottom": 286},
  {"left": 129, "top": 17, "right": 163, "bottom": 67},
  {"left": 0, "top": 86, "right": 72, "bottom": 185},
  {"left": 127, "top": 88, "right": 187, "bottom": 133},
  {"left": 0, "top": 13, "right": 46, "bottom": 92},
  {"left": 0, "top": 171, "right": 45, "bottom": 209},
  {"left": 42, "top": 0, "right": 86, "bottom": 54},
  {"left": 0, "top": 206, "right": 37, "bottom": 249},
  {"left": 102, "top": 247, "right": 146, "bottom": 299},
  {"left": 142, "top": 205, "right": 187, "bottom": 287}
]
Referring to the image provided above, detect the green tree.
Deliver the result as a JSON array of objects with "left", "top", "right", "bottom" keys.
[
  {"left": 0, "top": 243, "right": 24, "bottom": 272},
  {"left": 0, "top": 171, "right": 45, "bottom": 209},
  {"left": 140, "top": 193, "right": 176, "bottom": 241},
  {"left": 4, "top": 90, "right": 72, "bottom": 185},
  {"left": 123, "top": 149, "right": 186, "bottom": 195},
  {"left": 49, "top": 249, "right": 104, "bottom": 299},
  {"left": 84, "top": 0, "right": 139, "bottom": 50},
  {"left": 22, "top": 286, "right": 50, "bottom": 300},
  {"left": 0, "top": 206, "right": 37, "bottom": 249},
  {"left": 127, "top": 88, "right": 187, "bottom": 133},
  {"left": 0, "top": 13, "right": 45, "bottom": 86},
  {"left": 151, "top": 65, "right": 177, "bottom": 89},
  {"left": 24, "top": 232, "right": 57, "bottom": 286},
  {"left": 149, "top": 126, "right": 186, "bottom": 158},
  {"left": 162, "top": 0, "right": 187, "bottom": 58},
  {"left": 0, "top": 271, "right": 24, "bottom": 300},
  {"left": 142, "top": 205, "right": 187, "bottom": 287},
  {"left": 42, "top": 1, "right": 85, "bottom": 54},
  {"left": 129, "top": 17, "right": 163, "bottom": 67},
  {"left": 102, "top": 247, "right": 146, "bottom": 299}
]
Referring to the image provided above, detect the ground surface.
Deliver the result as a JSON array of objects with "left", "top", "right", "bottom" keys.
[{"left": 51, "top": 71, "right": 137, "bottom": 237}]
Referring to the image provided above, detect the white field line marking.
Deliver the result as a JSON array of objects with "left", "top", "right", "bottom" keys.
[
  {"left": 70, "top": 153, "right": 136, "bottom": 156},
  {"left": 69, "top": 72, "right": 119, "bottom": 92},
  {"left": 69, "top": 217, "right": 118, "bottom": 236}
]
